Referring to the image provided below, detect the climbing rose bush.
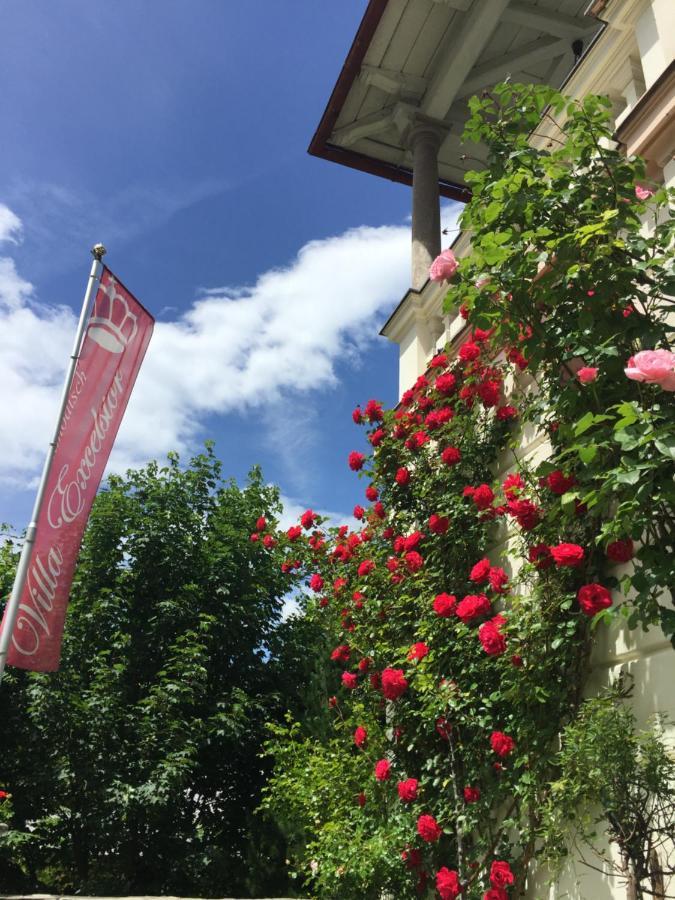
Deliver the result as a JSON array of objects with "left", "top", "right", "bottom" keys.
[{"left": 261, "top": 84, "right": 675, "bottom": 899}]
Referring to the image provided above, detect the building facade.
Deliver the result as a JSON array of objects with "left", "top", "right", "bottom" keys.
[{"left": 311, "top": 1, "right": 675, "bottom": 896}]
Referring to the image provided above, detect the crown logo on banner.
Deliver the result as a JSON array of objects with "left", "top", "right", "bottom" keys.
[{"left": 88, "top": 277, "right": 138, "bottom": 353}]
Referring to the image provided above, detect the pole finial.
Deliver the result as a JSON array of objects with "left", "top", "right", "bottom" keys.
[{"left": 91, "top": 243, "right": 107, "bottom": 261}]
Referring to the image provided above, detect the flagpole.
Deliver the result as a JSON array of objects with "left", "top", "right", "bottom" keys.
[{"left": 0, "top": 244, "right": 107, "bottom": 686}]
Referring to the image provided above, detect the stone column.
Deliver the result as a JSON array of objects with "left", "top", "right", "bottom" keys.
[{"left": 410, "top": 123, "right": 443, "bottom": 290}]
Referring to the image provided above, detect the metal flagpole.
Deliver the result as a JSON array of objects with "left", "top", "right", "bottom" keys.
[{"left": 0, "top": 244, "right": 107, "bottom": 686}]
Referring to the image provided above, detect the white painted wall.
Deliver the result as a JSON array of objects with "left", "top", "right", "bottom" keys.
[{"left": 382, "top": 2, "right": 675, "bottom": 895}]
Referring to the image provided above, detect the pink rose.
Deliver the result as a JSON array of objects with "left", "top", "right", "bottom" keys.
[
  {"left": 635, "top": 185, "right": 654, "bottom": 200},
  {"left": 429, "top": 248, "right": 458, "bottom": 283},
  {"left": 625, "top": 350, "right": 675, "bottom": 391},
  {"left": 577, "top": 366, "right": 598, "bottom": 384}
]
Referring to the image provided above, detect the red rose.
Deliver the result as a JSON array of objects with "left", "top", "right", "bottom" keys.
[
  {"left": 402, "top": 847, "right": 422, "bottom": 869},
  {"left": 507, "top": 498, "right": 540, "bottom": 530},
  {"left": 431, "top": 352, "right": 448, "bottom": 368},
  {"left": 484, "top": 890, "right": 509, "bottom": 900},
  {"left": 341, "top": 672, "right": 358, "bottom": 689},
  {"left": 528, "top": 543, "right": 552, "bottom": 569},
  {"left": 456, "top": 594, "right": 491, "bottom": 623},
  {"left": 507, "top": 346, "right": 529, "bottom": 370},
  {"left": 479, "top": 620, "right": 507, "bottom": 656},
  {"left": 550, "top": 542, "right": 585, "bottom": 567},
  {"left": 478, "top": 379, "right": 501, "bottom": 407},
  {"left": 348, "top": 451, "right": 365, "bottom": 471},
  {"left": 381, "top": 667, "right": 408, "bottom": 700},
  {"left": 357, "top": 559, "right": 375, "bottom": 577},
  {"left": 364, "top": 398, "right": 383, "bottom": 422},
  {"left": 607, "top": 538, "right": 634, "bottom": 563},
  {"left": 0, "top": 790, "right": 8, "bottom": 800},
  {"left": 397, "top": 778, "right": 418, "bottom": 802},
  {"left": 330, "top": 644, "right": 350, "bottom": 663},
  {"left": 429, "top": 513, "right": 450, "bottom": 534},
  {"left": 441, "top": 446, "right": 461, "bottom": 466},
  {"left": 395, "top": 467, "right": 411, "bottom": 486},
  {"left": 511, "top": 654, "right": 524, "bottom": 667},
  {"left": 255, "top": 516, "right": 267, "bottom": 531},
  {"left": 250, "top": 533, "right": 259, "bottom": 543},
  {"left": 300, "top": 509, "right": 315, "bottom": 529},
  {"left": 436, "top": 867, "right": 461, "bottom": 900},
  {"left": 496, "top": 404, "right": 518, "bottom": 420},
  {"left": 546, "top": 470, "right": 576, "bottom": 495},
  {"left": 577, "top": 583, "right": 612, "bottom": 616},
  {"left": 365, "top": 485, "right": 378, "bottom": 501},
  {"left": 354, "top": 726, "right": 367, "bottom": 748},
  {"left": 490, "top": 731, "right": 515, "bottom": 757},
  {"left": 352, "top": 406, "right": 363, "bottom": 424},
  {"left": 470, "top": 558, "right": 491, "bottom": 583},
  {"left": 472, "top": 484, "right": 494, "bottom": 510},
  {"left": 488, "top": 567, "right": 509, "bottom": 593},
  {"left": 436, "top": 716, "right": 452, "bottom": 740},
  {"left": 459, "top": 340, "right": 481, "bottom": 362},
  {"left": 357, "top": 657, "right": 371, "bottom": 672},
  {"left": 435, "top": 372, "right": 457, "bottom": 395},
  {"left": 374, "top": 759, "right": 391, "bottom": 781},
  {"left": 408, "top": 642, "right": 429, "bottom": 661},
  {"left": 417, "top": 813, "right": 442, "bottom": 842},
  {"left": 369, "top": 428, "right": 385, "bottom": 447},
  {"left": 353, "top": 504, "right": 365, "bottom": 520},
  {"left": 372, "top": 500, "right": 385, "bottom": 519},
  {"left": 403, "top": 531, "right": 424, "bottom": 552},
  {"left": 287, "top": 525, "right": 302, "bottom": 541},
  {"left": 426, "top": 407, "right": 454, "bottom": 430},
  {"left": 262, "top": 534, "right": 276, "bottom": 549},
  {"left": 459, "top": 387, "right": 475, "bottom": 409},
  {"left": 405, "top": 551, "right": 424, "bottom": 573},
  {"left": 433, "top": 593, "right": 457, "bottom": 617},
  {"left": 309, "top": 573, "right": 324, "bottom": 592},
  {"left": 502, "top": 473, "right": 524, "bottom": 498},
  {"left": 490, "top": 860, "right": 515, "bottom": 889},
  {"left": 463, "top": 785, "right": 480, "bottom": 803},
  {"left": 386, "top": 557, "right": 399, "bottom": 572}
]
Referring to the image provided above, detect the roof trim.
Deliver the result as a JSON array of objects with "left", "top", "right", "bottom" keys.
[{"left": 307, "top": 0, "right": 471, "bottom": 203}]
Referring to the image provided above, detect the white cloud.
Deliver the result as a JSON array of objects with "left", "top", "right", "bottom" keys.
[
  {"left": 110, "top": 219, "right": 414, "bottom": 472},
  {"left": 277, "top": 494, "right": 357, "bottom": 533},
  {"left": 0, "top": 204, "right": 22, "bottom": 245},
  {"left": 0, "top": 200, "right": 465, "bottom": 492},
  {"left": 0, "top": 257, "right": 77, "bottom": 484}
]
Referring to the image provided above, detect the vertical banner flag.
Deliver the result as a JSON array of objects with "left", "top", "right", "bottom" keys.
[{"left": 5, "top": 267, "right": 154, "bottom": 671}]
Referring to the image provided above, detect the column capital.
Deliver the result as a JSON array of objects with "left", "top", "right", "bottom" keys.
[
  {"left": 392, "top": 102, "right": 449, "bottom": 149},
  {"left": 408, "top": 118, "right": 447, "bottom": 149}
]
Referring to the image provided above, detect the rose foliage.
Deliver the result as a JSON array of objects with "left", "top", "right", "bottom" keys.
[{"left": 261, "top": 85, "right": 675, "bottom": 898}]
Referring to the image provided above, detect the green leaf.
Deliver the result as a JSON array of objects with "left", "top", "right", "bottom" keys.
[
  {"left": 574, "top": 412, "right": 594, "bottom": 436},
  {"left": 578, "top": 444, "right": 598, "bottom": 464}
]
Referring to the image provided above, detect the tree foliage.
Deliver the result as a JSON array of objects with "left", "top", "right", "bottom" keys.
[{"left": 0, "top": 447, "right": 317, "bottom": 897}]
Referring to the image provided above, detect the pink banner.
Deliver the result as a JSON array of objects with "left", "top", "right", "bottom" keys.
[{"left": 6, "top": 266, "right": 154, "bottom": 671}]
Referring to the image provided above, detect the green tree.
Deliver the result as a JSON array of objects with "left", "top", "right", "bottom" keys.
[{"left": 0, "top": 446, "right": 313, "bottom": 897}]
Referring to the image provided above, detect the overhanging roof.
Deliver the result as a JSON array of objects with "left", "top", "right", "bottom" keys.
[{"left": 309, "top": 0, "right": 602, "bottom": 199}]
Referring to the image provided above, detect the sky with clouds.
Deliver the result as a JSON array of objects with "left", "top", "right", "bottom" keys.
[{"left": 0, "top": 0, "right": 462, "bottom": 529}]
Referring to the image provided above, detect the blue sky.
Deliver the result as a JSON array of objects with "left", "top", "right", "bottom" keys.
[{"left": 0, "top": 1, "right": 460, "bottom": 528}]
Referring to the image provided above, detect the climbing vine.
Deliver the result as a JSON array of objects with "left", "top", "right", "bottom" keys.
[{"left": 260, "top": 85, "right": 675, "bottom": 899}]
